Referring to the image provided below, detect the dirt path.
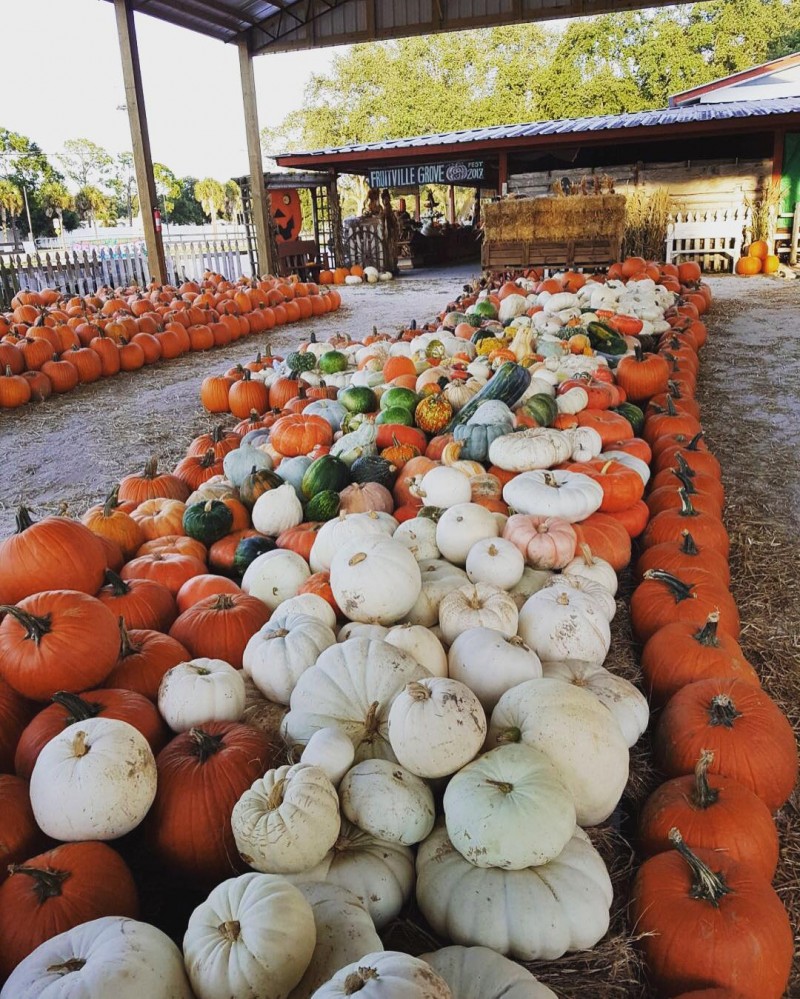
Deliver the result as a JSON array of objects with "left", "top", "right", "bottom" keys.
[{"left": 0, "top": 264, "right": 477, "bottom": 534}]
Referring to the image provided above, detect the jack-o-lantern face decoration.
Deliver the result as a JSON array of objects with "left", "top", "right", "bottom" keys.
[{"left": 271, "top": 189, "right": 302, "bottom": 242}]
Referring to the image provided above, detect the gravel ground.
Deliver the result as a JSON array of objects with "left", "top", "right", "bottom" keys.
[{"left": 0, "top": 263, "right": 479, "bottom": 534}]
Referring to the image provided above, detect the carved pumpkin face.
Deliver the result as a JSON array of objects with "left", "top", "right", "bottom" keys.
[{"left": 270, "top": 189, "right": 302, "bottom": 242}]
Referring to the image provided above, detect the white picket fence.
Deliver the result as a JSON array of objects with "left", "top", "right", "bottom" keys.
[{"left": 665, "top": 209, "right": 749, "bottom": 271}]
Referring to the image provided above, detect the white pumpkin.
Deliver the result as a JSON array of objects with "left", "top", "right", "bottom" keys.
[
  {"left": 507, "top": 566, "right": 553, "bottom": 609},
  {"left": 243, "top": 549, "right": 311, "bottom": 611},
  {"left": 339, "top": 758, "right": 435, "bottom": 845},
  {"left": 337, "top": 622, "right": 389, "bottom": 642},
  {"left": 270, "top": 593, "right": 337, "bottom": 630},
  {"left": 563, "top": 544, "right": 618, "bottom": 594},
  {"left": 416, "top": 825, "right": 612, "bottom": 960},
  {"left": 488, "top": 428, "right": 573, "bottom": 472},
  {"left": 541, "top": 659, "right": 649, "bottom": 748},
  {"left": 502, "top": 470, "right": 603, "bottom": 522},
  {"left": 541, "top": 574, "right": 617, "bottom": 622},
  {"left": 466, "top": 537, "right": 524, "bottom": 589},
  {"left": 232, "top": 764, "right": 341, "bottom": 874},
  {"left": 564, "top": 426, "right": 604, "bottom": 463},
  {"left": 384, "top": 623, "right": 447, "bottom": 676},
  {"left": 311, "top": 951, "right": 452, "bottom": 999},
  {"left": 405, "top": 559, "right": 469, "bottom": 627},
  {"left": 243, "top": 614, "right": 337, "bottom": 706},
  {"left": 288, "top": 883, "right": 383, "bottom": 999},
  {"left": 224, "top": 445, "right": 273, "bottom": 487},
  {"left": 300, "top": 727, "right": 355, "bottom": 786},
  {"left": 304, "top": 399, "right": 347, "bottom": 431},
  {"left": 157, "top": 653, "right": 245, "bottom": 726},
  {"left": 555, "top": 386, "right": 589, "bottom": 415},
  {"left": 417, "top": 466, "right": 472, "bottom": 508},
  {"left": 447, "top": 628, "right": 542, "bottom": 712},
  {"left": 443, "top": 744, "right": 575, "bottom": 869},
  {"left": 487, "top": 678, "right": 629, "bottom": 825},
  {"left": 518, "top": 587, "right": 611, "bottom": 665},
  {"left": 601, "top": 449, "right": 651, "bottom": 485},
  {"left": 29, "top": 718, "right": 156, "bottom": 841},
  {"left": 183, "top": 874, "right": 316, "bottom": 999},
  {"left": 282, "top": 638, "right": 429, "bottom": 761},
  {"left": 252, "top": 483, "right": 304, "bottom": 536},
  {"left": 438, "top": 582, "right": 518, "bottom": 645},
  {"left": 1, "top": 916, "right": 192, "bottom": 999},
  {"left": 330, "top": 535, "right": 421, "bottom": 625},
  {"left": 392, "top": 516, "right": 440, "bottom": 561},
  {"left": 310, "top": 511, "right": 397, "bottom": 573},
  {"left": 435, "top": 503, "right": 500, "bottom": 566},
  {"left": 420, "top": 946, "right": 557, "bottom": 999},
  {"left": 387, "top": 678, "right": 486, "bottom": 779}
]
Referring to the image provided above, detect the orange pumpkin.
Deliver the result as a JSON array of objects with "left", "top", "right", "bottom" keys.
[{"left": 169, "top": 592, "right": 269, "bottom": 669}]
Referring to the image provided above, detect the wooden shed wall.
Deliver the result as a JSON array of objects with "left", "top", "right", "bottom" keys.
[{"left": 509, "top": 158, "right": 772, "bottom": 211}]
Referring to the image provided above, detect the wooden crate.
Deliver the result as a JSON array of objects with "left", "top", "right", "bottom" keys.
[{"left": 481, "top": 240, "right": 527, "bottom": 269}]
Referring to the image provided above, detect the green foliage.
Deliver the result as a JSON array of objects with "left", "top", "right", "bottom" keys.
[
  {"left": 108, "top": 152, "right": 137, "bottom": 224},
  {"left": 75, "top": 185, "right": 116, "bottom": 228},
  {"left": 58, "top": 138, "right": 113, "bottom": 188},
  {"left": 0, "top": 178, "right": 23, "bottom": 218},
  {"left": 224, "top": 180, "right": 242, "bottom": 222},
  {"left": 170, "top": 177, "right": 207, "bottom": 225},
  {"left": 194, "top": 177, "right": 226, "bottom": 224}
]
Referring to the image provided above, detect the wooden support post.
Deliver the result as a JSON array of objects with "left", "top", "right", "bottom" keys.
[
  {"left": 114, "top": 0, "right": 166, "bottom": 285},
  {"left": 771, "top": 130, "right": 785, "bottom": 185},
  {"left": 447, "top": 185, "right": 456, "bottom": 225},
  {"left": 498, "top": 152, "right": 508, "bottom": 196},
  {"left": 473, "top": 187, "right": 481, "bottom": 228},
  {"left": 414, "top": 189, "right": 421, "bottom": 222},
  {"left": 238, "top": 38, "right": 274, "bottom": 277}
]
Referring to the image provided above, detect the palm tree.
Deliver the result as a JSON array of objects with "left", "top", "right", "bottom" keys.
[
  {"left": 39, "top": 180, "right": 74, "bottom": 240},
  {"left": 0, "top": 178, "right": 23, "bottom": 245},
  {"left": 194, "top": 178, "right": 226, "bottom": 233},
  {"left": 224, "top": 180, "right": 243, "bottom": 224}
]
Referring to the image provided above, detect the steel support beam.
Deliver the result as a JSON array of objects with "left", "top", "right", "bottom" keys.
[{"left": 238, "top": 38, "right": 275, "bottom": 277}]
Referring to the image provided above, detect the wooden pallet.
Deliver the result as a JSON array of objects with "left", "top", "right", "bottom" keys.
[{"left": 482, "top": 237, "right": 619, "bottom": 273}]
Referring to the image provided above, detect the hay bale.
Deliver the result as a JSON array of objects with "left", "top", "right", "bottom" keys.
[{"left": 484, "top": 195, "right": 627, "bottom": 243}]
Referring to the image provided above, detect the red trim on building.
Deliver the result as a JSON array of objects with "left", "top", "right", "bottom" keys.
[{"left": 669, "top": 52, "right": 800, "bottom": 107}]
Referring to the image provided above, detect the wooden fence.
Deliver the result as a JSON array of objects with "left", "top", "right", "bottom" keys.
[{"left": 0, "top": 239, "right": 252, "bottom": 308}]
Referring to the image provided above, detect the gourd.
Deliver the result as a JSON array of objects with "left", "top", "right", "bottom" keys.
[
  {"left": 448, "top": 628, "right": 542, "bottom": 712},
  {"left": 288, "top": 883, "right": 383, "bottom": 999},
  {"left": 243, "top": 614, "right": 337, "bottom": 705},
  {"left": 281, "top": 638, "right": 430, "bottom": 761},
  {"left": 311, "top": 951, "right": 453, "bottom": 998},
  {"left": 339, "top": 758, "right": 435, "bottom": 845},
  {"left": 271, "top": 593, "right": 337, "bottom": 630},
  {"left": 232, "top": 764, "right": 341, "bottom": 874},
  {"left": 405, "top": 559, "right": 469, "bottom": 627},
  {"left": 436, "top": 502, "right": 500, "bottom": 565},
  {"left": 416, "top": 825, "right": 612, "bottom": 960},
  {"left": 329, "top": 422, "right": 378, "bottom": 466},
  {"left": 242, "top": 549, "right": 311, "bottom": 611},
  {"left": 503, "top": 515, "right": 577, "bottom": 570},
  {"left": 310, "top": 511, "right": 397, "bottom": 573},
  {"left": 300, "top": 727, "right": 355, "bottom": 785},
  {"left": 446, "top": 362, "right": 531, "bottom": 430},
  {"left": 518, "top": 587, "right": 611, "bottom": 665},
  {"left": 420, "top": 946, "right": 557, "bottom": 999},
  {"left": 453, "top": 421, "right": 511, "bottom": 463},
  {"left": 417, "top": 466, "right": 472, "bottom": 508},
  {"left": 444, "top": 744, "right": 576, "bottom": 869},
  {"left": 488, "top": 428, "right": 573, "bottom": 472},
  {"left": 224, "top": 445, "right": 272, "bottom": 488},
  {"left": 439, "top": 582, "right": 518, "bottom": 645},
  {"left": 252, "top": 483, "right": 304, "bottom": 536},
  {"left": 384, "top": 623, "right": 448, "bottom": 676},
  {"left": 29, "top": 718, "right": 157, "bottom": 841},
  {"left": 502, "top": 470, "right": 603, "bottom": 522},
  {"left": 487, "top": 678, "right": 629, "bottom": 826},
  {"left": 338, "top": 622, "right": 389, "bottom": 642},
  {"left": 541, "top": 573, "right": 617, "bottom": 622},
  {"left": 158, "top": 658, "right": 246, "bottom": 732},
  {"left": 330, "top": 535, "right": 421, "bottom": 625},
  {"left": 183, "top": 874, "right": 316, "bottom": 999},
  {"left": 0, "top": 916, "right": 193, "bottom": 999},
  {"left": 388, "top": 678, "right": 486, "bottom": 778},
  {"left": 466, "top": 538, "right": 524, "bottom": 589},
  {"left": 563, "top": 544, "right": 618, "bottom": 594},
  {"left": 392, "top": 517, "right": 440, "bottom": 561},
  {"left": 541, "top": 659, "right": 649, "bottom": 748}
]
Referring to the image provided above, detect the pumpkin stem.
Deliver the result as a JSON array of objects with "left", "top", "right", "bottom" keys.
[
  {"left": 667, "top": 379, "right": 681, "bottom": 399},
  {"left": 362, "top": 701, "right": 381, "bottom": 740},
  {"left": 679, "top": 530, "right": 699, "bottom": 555},
  {"left": 504, "top": 636, "right": 528, "bottom": 649},
  {"left": 496, "top": 726, "right": 522, "bottom": 745},
  {"left": 71, "top": 729, "right": 90, "bottom": 758},
  {"left": 668, "top": 827, "right": 731, "bottom": 907},
  {"left": 118, "top": 617, "right": 142, "bottom": 658},
  {"left": 686, "top": 432, "right": 704, "bottom": 452},
  {"left": 542, "top": 471, "right": 560, "bottom": 489},
  {"left": 674, "top": 453, "right": 696, "bottom": 479},
  {"left": 143, "top": 456, "right": 159, "bottom": 479},
  {"left": 102, "top": 485, "right": 121, "bottom": 517},
  {"left": 8, "top": 865, "right": 71, "bottom": 901},
  {"left": 677, "top": 488, "right": 698, "bottom": 518},
  {"left": 343, "top": 969, "right": 380, "bottom": 994},
  {"left": 485, "top": 778, "right": 515, "bottom": 794},
  {"left": 642, "top": 568, "right": 695, "bottom": 603},
  {"left": 665, "top": 395, "right": 678, "bottom": 417},
  {"left": 266, "top": 777, "right": 287, "bottom": 810},
  {"left": 670, "top": 468, "right": 696, "bottom": 494},
  {"left": 14, "top": 505, "right": 36, "bottom": 533},
  {"left": 405, "top": 681, "right": 431, "bottom": 702},
  {"left": 218, "top": 920, "right": 241, "bottom": 943},
  {"left": 200, "top": 448, "right": 217, "bottom": 468},
  {"left": 708, "top": 694, "right": 742, "bottom": 728},
  {"left": 211, "top": 424, "right": 224, "bottom": 444},
  {"left": 690, "top": 749, "right": 720, "bottom": 809},
  {"left": 46, "top": 958, "right": 86, "bottom": 976},
  {"left": 188, "top": 727, "right": 225, "bottom": 763},
  {"left": 51, "top": 690, "right": 102, "bottom": 724},
  {"left": 694, "top": 611, "right": 721, "bottom": 647},
  {"left": 0, "top": 605, "right": 52, "bottom": 644}
]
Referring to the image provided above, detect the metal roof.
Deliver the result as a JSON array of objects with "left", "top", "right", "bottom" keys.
[
  {"left": 106, "top": 0, "right": 706, "bottom": 55},
  {"left": 670, "top": 51, "right": 800, "bottom": 106},
  {"left": 275, "top": 97, "right": 800, "bottom": 169}
]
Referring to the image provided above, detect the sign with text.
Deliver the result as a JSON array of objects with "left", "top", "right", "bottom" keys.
[{"left": 368, "top": 161, "right": 486, "bottom": 189}]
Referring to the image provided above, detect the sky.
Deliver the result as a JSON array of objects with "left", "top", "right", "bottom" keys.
[{"left": 2, "top": 0, "right": 341, "bottom": 183}]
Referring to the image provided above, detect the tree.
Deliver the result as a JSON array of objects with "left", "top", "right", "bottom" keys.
[
  {"left": 224, "top": 180, "right": 242, "bottom": 223},
  {"left": 39, "top": 180, "right": 74, "bottom": 236},
  {"left": 153, "top": 163, "right": 181, "bottom": 220},
  {"left": 108, "top": 152, "right": 137, "bottom": 225},
  {"left": 194, "top": 178, "right": 226, "bottom": 230},
  {"left": 0, "top": 178, "right": 23, "bottom": 242},
  {"left": 170, "top": 177, "right": 206, "bottom": 225},
  {"left": 75, "top": 185, "right": 115, "bottom": 234},
  {"left": 58, "top": 138, "right": 113, "bottom": 190}
]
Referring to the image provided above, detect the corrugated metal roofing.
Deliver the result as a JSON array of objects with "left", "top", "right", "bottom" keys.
[{"left": 278, "top": 98, "right": 800, "bottom": 159}]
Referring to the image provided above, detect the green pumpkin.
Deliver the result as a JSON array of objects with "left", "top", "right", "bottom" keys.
[
  {"left": 341, "top": 411, "right": 373, "bottom": 434},
  {"left": 350, "top": 455, "right": 398, "bottom": 488},
  {"left": 611, "top": 402, "right": 645, "bottom": 436},
  {"left": 443, "top": 311, "right": 469, "bottom": 329},
  {"left": 305, "top": 489, "right": 340, "bottom": 522},
  {"left": 182, "top": 500, "right": 233, "bottom": 546},
  {"left": 301, "top": 454, "right": 350, "bottom": 498},
  {"left": 380, "top": 386, "right": 418, "bottom": 413},
  {"left": 286, "top": 351, "right": 316, "bottom": 373},
  {"left": 472, "top": 327, "right": 500, "bottom": 346},
  {"left": 375, "top": 406, "right": 415, "bottom": 427},
  {"left": 471, "top": 300, "right": 498, "bottom": 320},
  {"left": 453, "top": 421, "right": 511, "bottom": 462},
  {"left": 233, "top": 535, "right": 277, "bottom": 577},
  {"left": 318, "top": 350, "right": 348, "bottom": 375},
  {"left": 521, "top": 393, "right": 558, "bottom": 428},
  {"left": 338, "top": 385, "right": 378, "bottom": 414},
  {"left": 239, "top": 467, "right": 284, "bottom": 510}
]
